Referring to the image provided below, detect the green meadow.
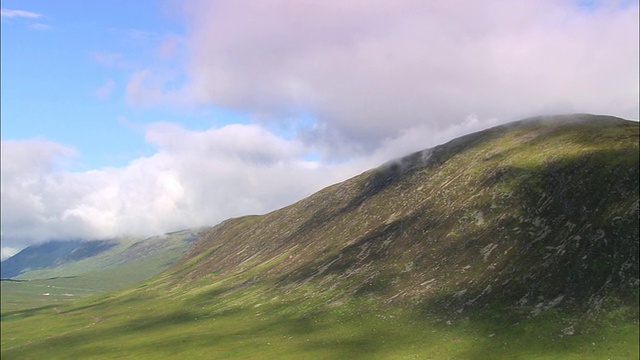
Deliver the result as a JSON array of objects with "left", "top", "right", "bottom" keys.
[{"left": 2, "top": 271, "right": 638, "bottom": 359}]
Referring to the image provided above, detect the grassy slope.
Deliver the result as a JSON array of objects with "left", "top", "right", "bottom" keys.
[
  {"left": 1, "top": 115, "right": 638, "bottom": 359},
  {"left": 169, "top": 114, "right": 638, "bottom": 315}
]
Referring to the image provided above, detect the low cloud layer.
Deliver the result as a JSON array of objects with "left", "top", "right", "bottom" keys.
[{"left": 1, "top": 117, "right": 497, "bottom": 252}]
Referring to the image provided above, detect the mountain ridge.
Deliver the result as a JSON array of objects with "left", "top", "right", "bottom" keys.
[
  {"left": 1, "top": 229, "right": 201, "bottom": 282},
  {"left": 165, "top": 114, "right": 638, "bottom": 318}
]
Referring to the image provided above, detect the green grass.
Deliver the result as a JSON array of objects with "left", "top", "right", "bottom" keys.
[
  {"left": 2, "top": 271, "right": 638, "bottom": 359},
  {"left": 1, "top": 253, "right": 187, "bottom": 314}
]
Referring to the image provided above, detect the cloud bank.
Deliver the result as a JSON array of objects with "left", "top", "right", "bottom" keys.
[
  {"left": 129, "top": 0, "right": 639, "bottom": 154},
  {"left": 1, "top": 117, "right": 497, "bottom": 252}
]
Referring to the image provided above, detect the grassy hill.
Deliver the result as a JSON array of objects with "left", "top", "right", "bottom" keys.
[{"left": 1, "top": 114, "right": 638, "bottom": 359}]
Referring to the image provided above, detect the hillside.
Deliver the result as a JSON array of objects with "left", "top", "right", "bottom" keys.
[
  {"left": 2, "top": 114, "right": 638, "bottom": 359},
  {"left": 170, "top": 114, "right": 638, "bottom": 317}
]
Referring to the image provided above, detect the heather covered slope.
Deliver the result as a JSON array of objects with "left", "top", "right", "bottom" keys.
[
  {"left": 2, "top": 114, "right": 638, "bottom": 359},
  {"left": 171, "top": 114, "right": 638, "bottom": 318}
]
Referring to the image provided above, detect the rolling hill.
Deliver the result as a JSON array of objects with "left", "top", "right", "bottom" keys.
[{"left": 2, "top": 114, "right": 638, "bottom": 359}]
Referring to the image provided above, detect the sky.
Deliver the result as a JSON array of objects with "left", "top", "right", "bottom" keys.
[{"left": 1, "top": 0, "right": 638, "bottom": 260}]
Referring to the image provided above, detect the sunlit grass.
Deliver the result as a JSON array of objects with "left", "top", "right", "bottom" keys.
[{"left": 2, "top": 274, "right": 638, "bottom": 359}]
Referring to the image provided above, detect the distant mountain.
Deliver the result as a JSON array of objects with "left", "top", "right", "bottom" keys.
[
  {"left": 1, "top": 229, "right": 201, "bottom": 282},
  {"left": 1, "top": 240, "right": 116, "bottom": 278}
]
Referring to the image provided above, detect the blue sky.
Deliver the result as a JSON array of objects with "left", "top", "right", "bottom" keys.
[
  {"left": 1, "top": 0, "right": 638, "bottom": 259},
  {"left": 3, "top": 1, "right": 157, "bottom": 168},
  {"left": 2, "top": 0, "right": 235, "bottom": 169}
]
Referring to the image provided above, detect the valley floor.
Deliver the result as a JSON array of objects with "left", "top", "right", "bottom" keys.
[{"left": 2, "top": 278, "right": 638, "bottom": 359}]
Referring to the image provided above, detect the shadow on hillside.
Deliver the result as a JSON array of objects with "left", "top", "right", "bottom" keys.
[
  {"left": 1, "top": 305, "right": 59, "bottom": 321},
  {"left": 3, "top": 303, "right": 408, "bottom": 359},
  {"left": 276, "top": 144, "right": 639, "bottom": 356},
  {"left": 425, "top": 145, "right": 638, "bottom": 312},
  {"left": 6, "top": 297, "right": 637, "bottom": 359}
]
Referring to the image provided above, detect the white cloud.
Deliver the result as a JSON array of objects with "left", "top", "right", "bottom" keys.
[
  {"left": 2, "top": 8, "right": 51, "bottom": 30},
  {"left": 1, "top": 116, "right": 501, "bottom": 251},
  {"left": 4, "top": 1, "right": 638, "bottom": 252},
  {"left": 0, "top": 125, "right": 338, "bottom": 249},
  {"left": 125, "top": 70, "right": 164, "bottom": 106},
  {"left": 126, "top": 0, "right": 638, "bottom": 156},
  {"left": 1, "top": 247, "right": 19, "bottom": 261},
  {"left": 1, "top": 9, "right": 42, "bottom": 19}
]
